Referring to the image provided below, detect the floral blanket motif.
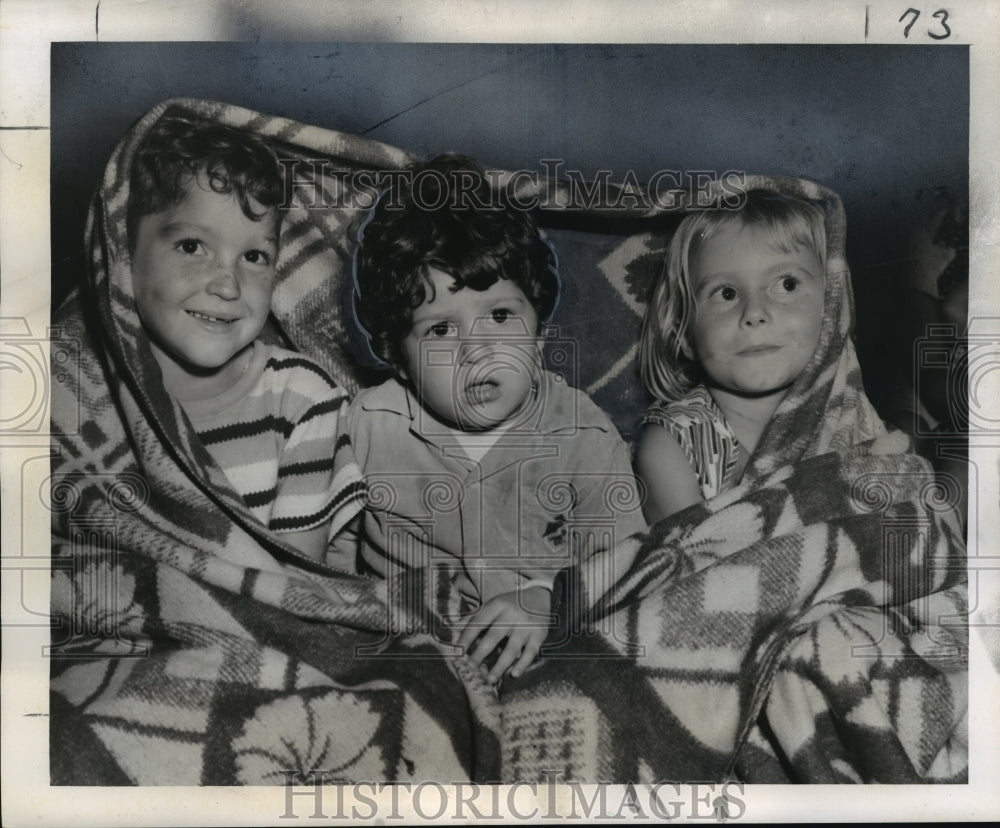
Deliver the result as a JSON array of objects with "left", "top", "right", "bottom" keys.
[{"left": 50, "top": 99, "right": 967, "bottom": 785}]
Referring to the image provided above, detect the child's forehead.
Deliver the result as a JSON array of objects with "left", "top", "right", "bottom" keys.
[
  {"left": 158, "top": 176, "right": 278, "bottom": 227},
  {"left": 416, "top": 267, "right": 529, "bottom": 310},
  {"left": 688, "top": 222, "right": 825, "bottom": 282},
  {"left": 693, "top": 219, "right": 822, "bottom": 262}
]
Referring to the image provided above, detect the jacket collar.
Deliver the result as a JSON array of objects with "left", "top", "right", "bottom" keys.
[{"left": 358, "top": 372, "right": 610, "bottom": 440}]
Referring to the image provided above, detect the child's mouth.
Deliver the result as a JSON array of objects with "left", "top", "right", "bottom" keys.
[
  {"left": 465, "top": 380, "right": 501, "bottom": 404},
  {"left": 187, "top": 310, "right": 237, "bottom": 325},
  {"left": 738, "top": 344, "right": 781, "bottom": 355}
]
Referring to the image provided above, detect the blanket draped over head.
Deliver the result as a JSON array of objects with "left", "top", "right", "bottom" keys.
[{"left": 50, "top": 99, "right": 967, "bottom": 785}]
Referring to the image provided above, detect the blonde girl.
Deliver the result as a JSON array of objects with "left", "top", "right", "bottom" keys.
[{"left": 636, "top": 190, "right": 828, "bottom": 523}]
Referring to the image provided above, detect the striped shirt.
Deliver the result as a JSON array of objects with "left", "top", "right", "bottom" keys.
[
  {"left": 642, "top": 385, "right": 745, "bottom": 500},
  {"left": 182, "top": 341, "right": 364, "bottom": 538}
]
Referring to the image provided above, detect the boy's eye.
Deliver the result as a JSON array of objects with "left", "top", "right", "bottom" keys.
[
  {"left": 243, "top": 249, "right": 272, "bottom": 266},
  {"left": 177, "top": 239, "right": 203, "bottom": 255},
  {"left": 489, "top": 308, "right": 512, "bottom": 324},
  {"left": 427, "top": 322, "right": 456, "bottom": 338}
]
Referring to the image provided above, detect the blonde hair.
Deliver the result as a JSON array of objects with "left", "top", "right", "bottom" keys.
[{"left": 639, "top": 190, "right": 828, "bottom": 403}]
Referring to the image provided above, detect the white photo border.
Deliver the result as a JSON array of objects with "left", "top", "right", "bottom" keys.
[{"left": 2, "top": 0, "right": 998, "bottom": 824}]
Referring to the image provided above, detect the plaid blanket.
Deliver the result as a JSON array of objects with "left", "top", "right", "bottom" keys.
[{"left": 50, "top": 99, "right": 967, "bottom": 785}]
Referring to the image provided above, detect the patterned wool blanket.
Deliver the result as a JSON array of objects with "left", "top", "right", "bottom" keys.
[{"left": 50, "top": 99, "right": 967, "bottom": 785}]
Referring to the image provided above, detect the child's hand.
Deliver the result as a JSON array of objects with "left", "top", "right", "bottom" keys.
[{"left": 457, "top": 586, "right": 552, "bottom": 684}]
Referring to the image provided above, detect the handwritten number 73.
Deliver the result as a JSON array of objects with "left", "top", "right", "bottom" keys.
[{"left": 899, "top": 8, "right": 952, "bottom": 40}]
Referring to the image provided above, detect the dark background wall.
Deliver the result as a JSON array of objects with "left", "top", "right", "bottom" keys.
[{"left": 51, "top": 42, "right": 968, "bottom": 412}]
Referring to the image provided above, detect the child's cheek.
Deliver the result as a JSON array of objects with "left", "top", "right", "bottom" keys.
[
  {"left": 131, "top": 276, "right": 155, "bottom": 317},
  {"left": 692, "top": 317, "right": 727, "bottom": 362}
]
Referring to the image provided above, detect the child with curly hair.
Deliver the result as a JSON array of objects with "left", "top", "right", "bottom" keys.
[
  {"left": 345, "top": 154, "right": 645, "bottom": 683},
  {"left": 126, "top": 110, "right": 364, "bottom": 563}
]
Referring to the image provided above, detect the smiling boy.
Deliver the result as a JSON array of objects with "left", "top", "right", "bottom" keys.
[{"left": 126, "top": 110, "right": 364, "bottom": 564}]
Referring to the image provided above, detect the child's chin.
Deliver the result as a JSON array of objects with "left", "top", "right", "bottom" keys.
[
  {"left": 457, "top": 411, "right": 503, "bottom": 431},
  {"left": 737, "top": 382, "right": 793, "bottom": 398},
  {"left": 459, "top": 401, "right": 524, "bottom": 430},
  {"left": 183, "top": 352, "right": 247, "bottom": 376}
]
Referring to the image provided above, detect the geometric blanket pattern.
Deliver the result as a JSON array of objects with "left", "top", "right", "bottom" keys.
[{"left": 50, "top": 99, "right": 967, "bottom": 784}]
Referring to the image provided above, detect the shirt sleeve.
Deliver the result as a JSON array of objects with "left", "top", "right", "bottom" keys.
[
  {"left": 571, "top": 425, "right": 648, "bottom": 557},
  {"left": 269, "top": 364, "right": 366, "bottom": 539}
]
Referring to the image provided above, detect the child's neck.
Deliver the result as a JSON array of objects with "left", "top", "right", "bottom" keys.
[
  {"left": 152, "top": 342, "right": 255, "bottom": 403},
  {"left": 706, "top": 385, "right": 788, "bottom": 456}
]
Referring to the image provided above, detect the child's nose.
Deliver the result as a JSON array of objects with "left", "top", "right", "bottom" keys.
[
  {"left": 458, "top": 337, "right": 495, "bottom": 364},
  {"left": 740, "top": 292, "right": 771, "bottom": 327},
  {"left": 207, "top": 266, "right": 241, "bottom": 299}
]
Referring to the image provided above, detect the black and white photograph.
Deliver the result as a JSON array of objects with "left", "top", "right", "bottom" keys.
[{"left": 1, "top": 0, "right": 998, "bottom": 823}]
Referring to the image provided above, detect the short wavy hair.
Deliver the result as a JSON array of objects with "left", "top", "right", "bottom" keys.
[
  {"left": 126, "top": 108, "right": 284, "bottom": 251},
  {"left": 353, "top": 154, "right": 560, "bottom": 370},
  {"left": 639, "top": 189, "right": 827, "bottom": 403}
]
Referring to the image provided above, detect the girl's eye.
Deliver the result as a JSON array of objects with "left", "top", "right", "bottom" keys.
[
  {"left": 714, "top": 286, "right": 738, "bottom": 302},
  {"left": 489, "top": 308, "right": 511, "bottom": 324},
  {"left": 177, "top": 239, "right": 202, "bottom": 255},
  {"left": 243, "top": 249, "right": 271, "bottom": 265},
  {"left": 779, "top": 275, "right": 799, "bottom": 292}
]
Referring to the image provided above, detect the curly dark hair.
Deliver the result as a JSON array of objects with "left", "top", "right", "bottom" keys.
[
  {"left": 353, "top": 154, "right": 560, "bottom": 370},
  {"left": 126, "top": 108, "right": 284, "bottom": 251}
]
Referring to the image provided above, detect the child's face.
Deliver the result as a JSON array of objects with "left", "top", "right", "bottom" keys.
[
  {"left": 689, "top": 223, "right": 825, "bottom": 399},
  {"left": 131, "top": 172, "right": 278, "bottom": 395},
  {"left": 399, "top": 267, "right": 541, "bottom": 430}
]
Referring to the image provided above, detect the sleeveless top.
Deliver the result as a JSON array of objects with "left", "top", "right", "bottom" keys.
[{"left": 642, "top": 384, "right": 745, "bottom": 499}]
